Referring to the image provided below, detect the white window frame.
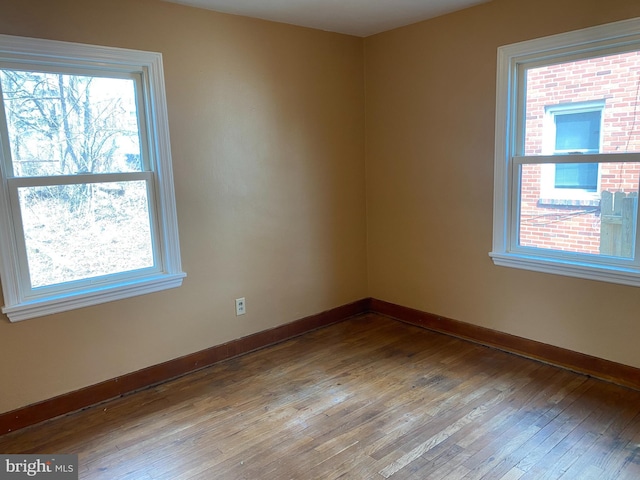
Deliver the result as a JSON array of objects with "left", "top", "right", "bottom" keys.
[
  {"left": 490, "top": 17, "right": 640, "bottom": 287},
  {"left": 539, "top": 100, "right": 604, "bottom": 203},
  {"left": 0, "top": 34, "right": 185, "bottom": 321}
]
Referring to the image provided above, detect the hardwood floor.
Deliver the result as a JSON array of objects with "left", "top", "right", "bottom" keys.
[{"left": 1, "top": 314, "right": 640, "bottom": 479}]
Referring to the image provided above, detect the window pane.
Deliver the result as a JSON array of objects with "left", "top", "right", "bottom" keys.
[
  {"left": 18, "top": 181, "right": 154, "bottom": 288},
  {"left": 524, "top": 50, "right": 640, "bottom": 156},
  {"left": 555, "top": 111, "right": 601, "bottom": 152},
  {"left": 555, "top": 163, "right": 598, "bottom": 190},
  {"left": 519, "top": 162, "right": 640, "bottom": 258},
  {"left": 0, "top": 70, "right": 142, "bottom": 177}
]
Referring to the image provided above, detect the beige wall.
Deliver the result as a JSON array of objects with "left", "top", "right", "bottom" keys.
[
  {"left": 365, "top": 0, "right": 640, "bottom": 368},
  {"left": 3, "top": 0, "right": 640, "bottom": 416},
  {"left": 0, "top": 0, "right": 367, "bottom": 413}
]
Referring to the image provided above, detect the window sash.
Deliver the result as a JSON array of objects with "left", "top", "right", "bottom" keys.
[
  {"left": 512, "top": 153, "right": 639, "bottom": 165},
  {"left": 5, "top": 171, "right": 162, "bottom": 299},
  {"left": 508, "top": 153, "right": 640, "bottom": 267},
  {"left": 7, "top": 171, "right": 151, "bottom": 188},
  {"left": 0, "top": 68, "right": 151, "bottom": 178}
]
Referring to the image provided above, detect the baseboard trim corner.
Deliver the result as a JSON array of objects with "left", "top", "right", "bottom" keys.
[{"left": 369, "top": 298, "right": 640, "bottom": 391}]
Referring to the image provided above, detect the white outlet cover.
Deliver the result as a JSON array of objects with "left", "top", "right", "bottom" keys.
[{"left": 235, "top": 297, "right": 246, "bottom": 315}]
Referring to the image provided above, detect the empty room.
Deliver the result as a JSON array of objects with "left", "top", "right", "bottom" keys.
[{"left": 1, "top": 0, "right": 640, "bottom": 478}]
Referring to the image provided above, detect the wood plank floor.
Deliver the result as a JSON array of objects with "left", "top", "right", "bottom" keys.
[{"left": 1, "top": 314, "right": 640, "bottom": 479}]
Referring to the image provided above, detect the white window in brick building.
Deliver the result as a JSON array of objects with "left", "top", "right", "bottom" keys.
[
  {"left": 539, "top": 100, "right": 604, "bottom": 203},
  {"left": 490, "top": 17, "right": 640, "bottom": 286}
]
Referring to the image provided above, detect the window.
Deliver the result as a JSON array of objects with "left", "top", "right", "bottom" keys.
[
  {"left": 539, "top": 101, "right": 604, "bottom": 202},
  {"left": 549, "top": 103, "right": 602, "bottom": 190},
  {"left": 0, "top": 35, "right": 185, "bottom": 321},
  {"left": 490, "top": 17, "right": 640, "bottom": 286}
]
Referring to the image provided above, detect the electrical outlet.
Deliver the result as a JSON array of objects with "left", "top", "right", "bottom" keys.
[{"left": 235, "top": 297, "right": 246, "bottom": 316}]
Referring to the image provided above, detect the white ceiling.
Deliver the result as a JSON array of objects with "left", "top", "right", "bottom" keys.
[{"left": 161, "top": 0, "right": 491, "bottom": 37}]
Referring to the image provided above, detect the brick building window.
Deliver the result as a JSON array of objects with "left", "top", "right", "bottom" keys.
[
  {"left": 539, "top": 101, "right": 604, "bottom": 203},
  {"left": 550, "top": 104, "right": 602, "bottom": 189},
  {"left": 490, "top": 18, "right": 640, "bottom": 286}
]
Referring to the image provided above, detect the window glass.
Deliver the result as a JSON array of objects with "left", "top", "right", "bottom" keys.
[
  {"left": 524, "top": 51, "right": 640, "bottom": 156},
  {"left": 554, "top": 111, "right": 601, "bottom": 153},
  {"left": 519, "top": 162, "right": 640, "bottom": 257},
  {"left": 554, "top": 163, "right": 598, "bottom": 190},
  {"left": 0, "top": 70, "right": 142, "bottom": 177},
  {"left": 18, "top": 181, "right": 154, "bottom": 288}
]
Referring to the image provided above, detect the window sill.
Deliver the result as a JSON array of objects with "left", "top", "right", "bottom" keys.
[
  {"left": 1, "top": 272, "right": 186, "bottom": 322},
  {"left": 489, "top": 251, "right": 640, "bottom": 287},
  {"left": 538, "top": 198, "right": 600, "bottom": 207}
]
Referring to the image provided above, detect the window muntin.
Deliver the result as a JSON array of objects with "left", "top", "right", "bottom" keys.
[
  {"left": 491, "top": 17, "right": 640, "bottom": 287},
  {"left": 0, "top": 35, "right": 184, "bottom": 321}
]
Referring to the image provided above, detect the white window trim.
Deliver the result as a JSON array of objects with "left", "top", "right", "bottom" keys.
[
  {"left": 539, "top": 100, "right": 604, "bottom": 203},
  {"left": 490, "top": 17, "right": 640, "bottom": 287},
  {"left": 0, "top": 34, "right": 185, "bottom": 321}
]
